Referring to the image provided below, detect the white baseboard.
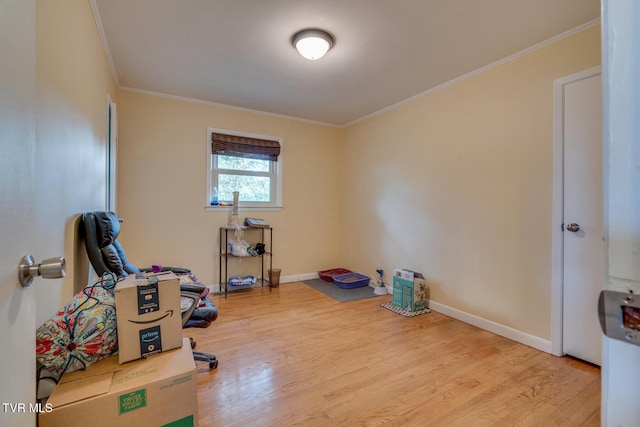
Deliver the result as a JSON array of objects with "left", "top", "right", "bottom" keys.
[
  {"left": 427, "top": 300, "right": 552, "bottom": 354},
  {"left": 281, "top": 272, "right": 318, "bottom": 283}
]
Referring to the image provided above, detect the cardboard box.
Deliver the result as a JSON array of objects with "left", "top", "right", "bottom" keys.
[
  {"left": 392, "top": 269, "right": 428, "bottom": 311},
  {"left": 40, "top": 338, "right": 198, "bottom": 427},
  {"left": 115, "top": 271, "right": 183, "bottom": 363}
]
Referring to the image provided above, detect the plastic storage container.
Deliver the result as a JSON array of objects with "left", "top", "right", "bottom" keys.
[
  {"left": 228, "top": 275, "right": 256, "bottom": 286},
  {"left": 332, "top": 272, "right": 369, "bottom": 289},
  {"left": 318, "top": 268, "right": 352, "bottom": 282}
]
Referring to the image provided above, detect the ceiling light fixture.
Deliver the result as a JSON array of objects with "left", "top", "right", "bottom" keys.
[{"left": 291, "top": 29, "right": 335, "bottom": 60}]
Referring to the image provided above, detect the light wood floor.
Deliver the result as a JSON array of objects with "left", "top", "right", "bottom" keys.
[{"left": 187, "top": 282, "right": 600, "bottom": 427}]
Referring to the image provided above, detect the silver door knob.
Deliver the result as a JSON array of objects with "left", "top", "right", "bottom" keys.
[
  {"left": 18, "top": 255, "right": 65, "bottom": 287},
  {"left": 566, "top": 223, "right": 581, "bottom": 232}
]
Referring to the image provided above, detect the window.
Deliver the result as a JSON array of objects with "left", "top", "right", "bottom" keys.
[{"left": 206, "top": 128, "right": 282, "bottom": 210}]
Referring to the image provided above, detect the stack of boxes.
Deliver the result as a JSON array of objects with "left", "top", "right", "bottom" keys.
[
  {"left": 40, "top": 272, "right": 199, "bottom": 427},
  {"left": 392, "top": 269, "right": 428, "bottom": 311}
]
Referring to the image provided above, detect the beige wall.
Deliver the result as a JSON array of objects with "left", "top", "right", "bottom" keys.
[
  {"left": 116, "top": 25, "right": 599, "bottom": 342},
  {"left": 342, "top": 26, "right": 601, "bottom": 339},
  {"left": 116, "top": 91, "right": 345, "bottom": 286},
  {"left": 35, "top": 0, "right": 117, "bottom": 325}
]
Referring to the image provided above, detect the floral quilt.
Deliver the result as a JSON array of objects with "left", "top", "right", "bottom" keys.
[{"left": 36, "top": 273, "right": 119, "bottom": 377}]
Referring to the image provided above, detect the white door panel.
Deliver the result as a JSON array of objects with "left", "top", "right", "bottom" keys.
[
  {"left": 0, "top": 1, "right": 38, "bottom": 426},
  {"left": 602, "top": 1, "right": 640, "bottom": 425},
  {"left": 562, "top": 73, "right": 604, "bottom": 366},
  {"left": 107, "top": 99, "right": 117, "bottom": 213}
]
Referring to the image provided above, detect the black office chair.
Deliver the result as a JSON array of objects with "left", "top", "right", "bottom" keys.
[{"left": 80, "top": 211, "right": 218, "bottom": 369}]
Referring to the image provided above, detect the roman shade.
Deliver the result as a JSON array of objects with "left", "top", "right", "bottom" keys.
[{"left": 212, "top": 133, "right": 281, "bottom": 161}]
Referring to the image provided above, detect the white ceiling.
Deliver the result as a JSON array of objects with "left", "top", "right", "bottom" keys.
[{"left": 92, "top": 0, "right": 600, "bottom": 126}]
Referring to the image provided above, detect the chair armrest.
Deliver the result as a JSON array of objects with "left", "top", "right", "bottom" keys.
[{"left": 180, "top": 282, "right": 207, "bottom": 295}]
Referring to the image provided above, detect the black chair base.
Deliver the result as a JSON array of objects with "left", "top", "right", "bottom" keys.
[{"left": 189, "top": 338, "right": 218, "bottom": 369}]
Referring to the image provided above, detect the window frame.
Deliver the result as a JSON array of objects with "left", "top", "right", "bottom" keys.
[{"left": 205, "top": 127, "right": 283, "bottom": 211}]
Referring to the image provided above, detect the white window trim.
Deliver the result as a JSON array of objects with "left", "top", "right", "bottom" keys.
[{"left": 205, "top": 127, "right": 283, "bottom": 212}]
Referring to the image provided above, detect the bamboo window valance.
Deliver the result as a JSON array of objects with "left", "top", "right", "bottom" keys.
[{"left": 211, "top": 133, "right": 281, "bottom": 161}]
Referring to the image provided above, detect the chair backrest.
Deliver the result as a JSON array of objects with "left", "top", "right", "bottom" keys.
[{"left": 81, "top": 211, "right": 140, "bottom": 278}]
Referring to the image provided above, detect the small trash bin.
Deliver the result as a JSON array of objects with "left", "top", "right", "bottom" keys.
[{"left": 268, "top": 268, "right": 281, "bottom": 288}]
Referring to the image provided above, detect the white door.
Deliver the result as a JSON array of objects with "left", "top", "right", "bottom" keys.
[
  {"left": 107, "top": 98, "right": 117, "bottom": 213},
  {"left": 602, "top": 1, "right": 640, "bottom": 425},
  {"left": 0, "top": 1, "right": 38, "bottom": 426},
  {"left": 562, "top": 72, "right": 604, "bottom": 366}
]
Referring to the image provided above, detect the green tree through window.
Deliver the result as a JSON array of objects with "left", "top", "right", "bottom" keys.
[{"left": 216, "top": 156, "right": 271, "bottom": 202}]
